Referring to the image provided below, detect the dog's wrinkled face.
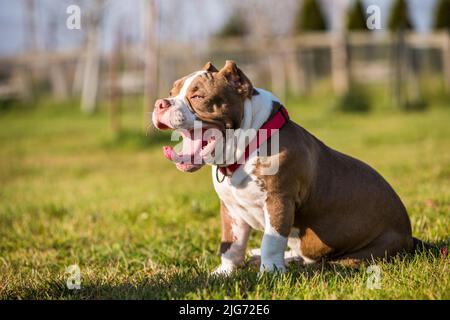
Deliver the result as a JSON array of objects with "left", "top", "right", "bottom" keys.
[{"left": 152, "top": 60, "right": 253, "bottom": 172}]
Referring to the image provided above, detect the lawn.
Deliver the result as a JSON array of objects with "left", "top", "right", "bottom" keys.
[{"left": 0, "top": 94, "right": 449, "bottom": 299}]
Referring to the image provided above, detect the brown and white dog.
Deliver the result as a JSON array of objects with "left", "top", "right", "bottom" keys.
[{"left": 152, "top": 60, "right": 416, "bottom": 274}]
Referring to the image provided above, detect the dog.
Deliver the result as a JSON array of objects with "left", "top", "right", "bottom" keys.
[{"left": 152, "top": 60, "right": 418, "bottom": 274}]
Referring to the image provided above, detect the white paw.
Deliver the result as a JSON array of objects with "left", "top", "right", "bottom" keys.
[{"left": 257, "top": 266, "right": 287, "bottom": 279}]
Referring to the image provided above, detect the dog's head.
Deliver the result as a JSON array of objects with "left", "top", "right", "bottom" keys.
[{"left": 152, "top": 61, "right": 254, "bottom": 172}]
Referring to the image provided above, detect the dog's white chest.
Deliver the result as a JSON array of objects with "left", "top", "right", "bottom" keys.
[{"left": 212, "top": 166, "right": 266, "bottom": 230}]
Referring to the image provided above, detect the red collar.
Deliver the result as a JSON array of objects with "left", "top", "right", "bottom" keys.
[{"left": 217, "top": 105, "right": 289, "bottom": 181}]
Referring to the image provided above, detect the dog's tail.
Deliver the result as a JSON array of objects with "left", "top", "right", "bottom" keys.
[{"left": 413, "top": 237, "right": 448, "bottom": 257}]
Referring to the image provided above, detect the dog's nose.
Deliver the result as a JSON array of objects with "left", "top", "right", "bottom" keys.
[{"left": 155, "top": 99, "right": 171, "bottom": 112}]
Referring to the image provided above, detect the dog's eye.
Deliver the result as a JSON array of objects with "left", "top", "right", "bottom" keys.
[
  {"left": 190, "top": 95, "right": 204, "bottom": 100},
  {"left": 169, "top": 91, "right": 173, "bottom": 97}
]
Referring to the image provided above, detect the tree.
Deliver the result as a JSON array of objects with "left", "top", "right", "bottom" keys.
[
  {"left": 388, "top": 0, "right": 413, "bottom": 31},
  {"left": 294, "top": 0, "right": 327, "bottom": 33},
  {"left": 434, "top": 0, "right": 450, "bottom": 31},
  {"left": 347, "top": 0, "right": 368, "bottom": 31},
  {"left": 215, "top": 11, "right": 249, "bottom": 38}
]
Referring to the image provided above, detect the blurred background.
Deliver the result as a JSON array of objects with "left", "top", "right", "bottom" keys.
[{"left": 0, "top": 0, "right": 449, "bottom": 299}]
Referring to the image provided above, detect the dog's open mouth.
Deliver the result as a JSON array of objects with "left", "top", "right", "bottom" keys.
[{"left": 163, "top": 128, "right": 218, "bottom": 172}]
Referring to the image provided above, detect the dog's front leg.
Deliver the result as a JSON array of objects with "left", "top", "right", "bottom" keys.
[
  {"left": 212, "top": 202, "right": 250, "bottom": 275},
  {"left": 259, "top": 199, "right": 293, "bottom": 273}
]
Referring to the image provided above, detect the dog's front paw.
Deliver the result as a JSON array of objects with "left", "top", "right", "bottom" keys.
[{"left": 258, "top": 263, "right": 287, "bottom": 276}]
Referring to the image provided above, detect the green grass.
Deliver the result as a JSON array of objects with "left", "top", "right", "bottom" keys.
[{"left": 0, "top": 95, "right": 449, "bottom": 300}]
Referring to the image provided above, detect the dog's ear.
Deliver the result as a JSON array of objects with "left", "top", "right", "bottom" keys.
[
  {"left": 219, "top": 60, "right": 253, "bottom": 99},
  {"left": 203, "top": 61, "right": 218, "bottom": 72}
]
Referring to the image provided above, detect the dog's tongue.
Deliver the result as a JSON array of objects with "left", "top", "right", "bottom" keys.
[{"left": 163, "top": 129, "right": 207, "bottom": 164}]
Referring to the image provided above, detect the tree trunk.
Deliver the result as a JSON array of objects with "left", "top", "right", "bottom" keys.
[
  {"left": 285, "top": 41, "right": 306, "bottom": 96},
  {"left": 442, "top": 31, "right": 450, "bottom": 93},
  {"left": 25, "top": 0, "right": 38, "bottom": 52},
  {"left": 50, "top": 63, "right": 69, "bottom": 100},
  {"left": 269, "top": 50, "right": 287, "bottom": 103},
  {"left": 392, "top": 30, "right": 406, "bottom": 109},
  {"left": 108, "top": 30, "right": 122, "bottom": 136}
]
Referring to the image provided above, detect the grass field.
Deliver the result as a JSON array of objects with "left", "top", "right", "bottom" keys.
[{"left": 0, "top": 94, "right": 449, "bottom": 299}]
